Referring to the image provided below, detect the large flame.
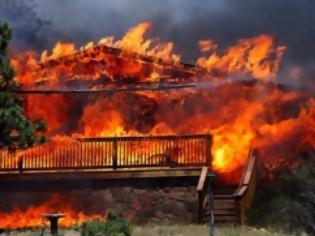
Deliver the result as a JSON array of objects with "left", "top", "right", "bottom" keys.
[
  {"left": 10, "top": 22, "right": 314, "bottom": 176},
  {"left": 2, "top": 22, "right": 314, "bottom": 229},
  {"left": 197, "top": 35, "right": 286, "bottom": 80},
  {"left": 0, "top": 193, "right": 102, "bottom": 229}
]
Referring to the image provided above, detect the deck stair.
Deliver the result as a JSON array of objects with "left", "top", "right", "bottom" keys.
[{"left": 197, "top": 150, "right": 258, "bottom": 224}]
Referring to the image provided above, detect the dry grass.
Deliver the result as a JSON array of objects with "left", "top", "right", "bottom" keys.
[
  {"left": 132, "top": 225, "right": 301, "bottom": 236},
  {"left": 0, "top": 225, "right": 304, "bottom": 236}
]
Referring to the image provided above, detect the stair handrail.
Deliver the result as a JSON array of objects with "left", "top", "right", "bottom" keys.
[
  {"left": 233, "top": 149, "right": 258, "bottom": 224},
  {"left": 197, "top": 166, "right": 209, "bottom": 223}
]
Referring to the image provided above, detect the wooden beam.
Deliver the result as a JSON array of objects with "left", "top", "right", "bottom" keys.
[
  {"left": 10, "top": 83, "right": 197, "bottom": 95},
  {"left": 0, "top": 167, "right": 203, "bottom": 181},
  {"left": 80, "top": 133, "right": 211, "bottom": 142}
]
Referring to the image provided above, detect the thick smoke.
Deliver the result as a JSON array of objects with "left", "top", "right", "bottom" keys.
[
  {"left": 0, "top": 0, "right": 50, "bottom": 51},
  {"left": 1, "top": 0, "right": 315, "bottom": 83}
]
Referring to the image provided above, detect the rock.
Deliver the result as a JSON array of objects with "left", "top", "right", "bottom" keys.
[
  {"left": 154, "top": 211, "right": 165, "bottom": 219},
  {"left": 110, "top": 188, "right": 131, "bottom": 202},
  {"left": 188, "top": 186, "right": 197, "bottom": 193},
  {"left": 152, "top": 189, "right": 165, "bottom": 199},
  {"left": 132, "top": 189, "right": 147, "bottom": 196},
  {"left": 168, "top": 201, "right": 187, "bottom": 217},
  {"left": 170, "top": 190, "right": 187, "bottom": 201},
  {"left": 185, "top": 202, "right": 197, "bottom": 213},
  {"left": 103, "top": 190, "right": 115, "bottom": 204},
  {"left": 150, "top": 217, "right": 161, "bottom": 224},
  {"left": 164, "top": 187, "right": 171, "bottom": 193},
  {"left": 131, "top": 199, "right": 142, "bottom": 211},
  {"left": 165, "top": 213, "right": 176, "bottom": 221},
  {"left": 122, "top": 186, "right": 132, "bottom": 194}
]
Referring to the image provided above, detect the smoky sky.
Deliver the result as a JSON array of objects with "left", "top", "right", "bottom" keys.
[{"left": 1, "top": 0, "right": 315, "bottom": 67}]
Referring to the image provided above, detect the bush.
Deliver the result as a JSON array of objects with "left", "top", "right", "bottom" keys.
[
  {"left": 81, "top": 212, "right": 133, "bottom": 236},
  {"left": 248, "top": 162, "right": 315, "bottom": 235}
]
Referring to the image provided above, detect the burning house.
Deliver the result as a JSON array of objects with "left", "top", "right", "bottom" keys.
[{"left": 0, "top": 15, "right": 314, "bottom": 231}]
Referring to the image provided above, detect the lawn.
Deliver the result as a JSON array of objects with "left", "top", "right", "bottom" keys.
[{"left": 0, "top": 225, "right": 305, "bottom": 236}]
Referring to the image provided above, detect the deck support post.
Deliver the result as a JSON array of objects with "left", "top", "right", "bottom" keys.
[{"left": 208, "top": 173, "right": 215, "bottom": 236}]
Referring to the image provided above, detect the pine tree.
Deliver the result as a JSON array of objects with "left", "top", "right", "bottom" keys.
[{"left": 0, "top": 22, "right": 46, "bottom": 149}]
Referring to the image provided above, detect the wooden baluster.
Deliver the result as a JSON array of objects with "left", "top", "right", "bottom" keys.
[
  {"left": 206, "top": 136, "right": 211, "bottom": 167},
  {"left": 112, "top": 140, "right": 118, "bottom": 169}
]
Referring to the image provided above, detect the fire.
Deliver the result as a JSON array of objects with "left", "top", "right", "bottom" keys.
[
  {"left": 0, "top": 194, "right": 102, "bottom": 230},
  {"left": 41, "top": 42, "right": 76, "bottom": 62},
  {"left": 9, "top": 22, "right": 314, "bottom": 175},
  {"left": 2, "top": 22, "right": 314, "bottom": 229},
  {"left": 197, "top": 35, "right": 286, "bottom": 80},
  {"left": 12, "top": 22, "right": 182, "bottom": 89},
  {"left": 302, "top": 99, "right": 315, "bottom": 148}
]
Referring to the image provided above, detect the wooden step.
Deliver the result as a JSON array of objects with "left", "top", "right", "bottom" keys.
[
  {"left": 202, "top": 193, "right": 238, "bottom": 224},
  {"left": 206, "top": 209, "right": 236, "bottom": 216},
  {"left": 215, "top": 200, "right": 236, "bottom": 209},
  {"left": 215, "top": 215, "right": 237, "bottom": 223},
  {"left": 214, "top": 194, "right": 235, "bottom": 200},
  {"left": 213, "top": 186, "right": 238, "bottom": 195}
]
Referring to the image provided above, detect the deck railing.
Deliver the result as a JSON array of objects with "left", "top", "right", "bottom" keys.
[{"left": 0, "top": 134, "right": 212, "bottom": 172}]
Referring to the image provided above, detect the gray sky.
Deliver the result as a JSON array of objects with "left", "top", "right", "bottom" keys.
[{"left": 1, "top": 0, "right": 315, "bottom": 67}]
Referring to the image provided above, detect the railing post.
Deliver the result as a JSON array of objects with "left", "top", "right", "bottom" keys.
[
  {"left": 80, "top": 142, "right": 83, "bottom": 167},
  {"left": 18, "top": 156, "right": 23, "bottom": 174},
  {"left": 112, "top": 140, "right": 118, "bottom": 169},
  {"left": 206, "top": 135, "right": 211, "bottom": 167}
]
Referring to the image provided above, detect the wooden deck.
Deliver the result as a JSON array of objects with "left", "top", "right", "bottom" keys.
[
  {"left": 0, "top": 134, "right": 258, "bottom": 225},
  {"left": 0, "top": 166, "right": 204, "bottom": 182}
]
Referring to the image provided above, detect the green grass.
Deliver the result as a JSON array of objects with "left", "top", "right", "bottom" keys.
[
  {"left": 132, "top": 225, "right": 301, "bottom": 236},
  {"left": 0, "top": 225, "right": 304, "bottom": 236}
]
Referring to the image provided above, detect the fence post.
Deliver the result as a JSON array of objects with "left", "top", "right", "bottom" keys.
[{"left": 112, "top": 140, "right": 118, "bottom": 169}]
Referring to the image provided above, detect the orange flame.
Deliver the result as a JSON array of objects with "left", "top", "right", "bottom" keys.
[
  {"left": 197, "top": 35, "right": 286, "bottom": 80},
  {"left": 3, "top": 22, "right": 315, "bottom": 229},
  {"left": 10, "top": 22, "right": 314, "bottom": 175},
  {"left": 10, "top": 22, "right": 314, "bottom": 177},
  {"left": 0, "top": 194, "right": 102, "bottom": 229}
]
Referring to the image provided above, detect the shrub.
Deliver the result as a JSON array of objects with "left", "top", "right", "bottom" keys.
[
  {"left": 248, "top": 163, "right": 315, "bottom": 235},
  {"left": 81, "top": 212, "right": 133, "bottom": 236}
]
